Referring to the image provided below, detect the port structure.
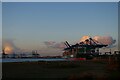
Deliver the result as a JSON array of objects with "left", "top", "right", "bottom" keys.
[{"left": 63, "top": 37, "right": 108, "bottom": 59}]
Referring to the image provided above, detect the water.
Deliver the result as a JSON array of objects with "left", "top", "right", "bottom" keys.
[{"left": 1, "top": 58, "right": 67, "bottom": 63}]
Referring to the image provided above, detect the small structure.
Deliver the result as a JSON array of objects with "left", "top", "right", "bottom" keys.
[
  {"left": 2, "top": 49, "right": 6, "bottom": 58},
  {"left": 32, "top": 50, "right": 40, "bottom": 58},
  {"left": 63, "top": 37, "right": 108, "bottom": 59}
]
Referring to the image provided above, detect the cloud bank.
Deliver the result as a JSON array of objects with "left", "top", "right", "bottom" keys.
[
  {"left": 93, "top": 36, "right": 116, "bottom": 47},
  {"left": 44, "top": 41, "right": 65, "bottom": 49}
]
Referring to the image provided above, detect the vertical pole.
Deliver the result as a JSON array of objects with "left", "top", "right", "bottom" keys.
[{"left": 109, "top": 55, "right": 111, "bottom": 64}]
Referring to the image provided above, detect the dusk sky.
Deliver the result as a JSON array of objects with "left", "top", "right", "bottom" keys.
[{"left": 2, "top": 2, "right": 118, "bottom": 56}]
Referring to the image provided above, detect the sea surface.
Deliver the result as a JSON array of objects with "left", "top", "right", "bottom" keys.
[{"left": 0, "top": 58, "right": 67, "bottom": 63}]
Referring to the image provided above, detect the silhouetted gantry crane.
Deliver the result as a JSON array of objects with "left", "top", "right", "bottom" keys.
[{"left": 63, "top": 37, "right": 108, "bottom": 59}]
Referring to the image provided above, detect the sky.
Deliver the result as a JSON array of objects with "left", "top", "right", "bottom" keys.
[{"left": 2, "top": 2, "right": 118, "bottom": 56}]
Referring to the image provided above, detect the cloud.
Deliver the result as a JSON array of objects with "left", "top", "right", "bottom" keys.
[
  {"left": 44, "top": 41, "right": 56, "bottom": 47},
  {"left": 79, "top": 35, "right": 116, "bottom": 48},
  {"left": 2, "top": 39, "right": 21, "bottom": 54},
  {"left": 53, "top": 42, "right": 65, "bottom": 49},
  {"left": 44, "top": 41, "right": 65, "bottom": 49},
  {"left": 93, "top": 36, "right": 116, "bottom": 45},
  {"left": 93, "top": 36, "right": 116, "bottom": 48},
  {"left": 80, "top": 35, "right": 90, "bottom": 42}
]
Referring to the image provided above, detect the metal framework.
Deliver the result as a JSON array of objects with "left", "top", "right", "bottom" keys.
[{"left": 63, "top": 37, "right": 108, "bottom": 59}]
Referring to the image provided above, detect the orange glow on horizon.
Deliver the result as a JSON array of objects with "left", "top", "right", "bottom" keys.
[
  {"left": 80, "top": 35, "right": 90, "bottom": 42},
  {"left": 4, "top": 46, "right": 13, "bottom": 54},
  {"left": 3, "top": 42, "right": 13, "bottom": 54}
]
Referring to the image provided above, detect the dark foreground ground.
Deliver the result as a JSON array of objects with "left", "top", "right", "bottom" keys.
[{"left": 2, "top": 60, "right": 120, "bottom": 80}]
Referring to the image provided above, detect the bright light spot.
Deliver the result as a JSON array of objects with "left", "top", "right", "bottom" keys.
[
  {"left": 4, "top": 46, "right": 13, "bottom": 54},
  {"left": 80, "top": 36, "right": 90, "bottom": 42}
]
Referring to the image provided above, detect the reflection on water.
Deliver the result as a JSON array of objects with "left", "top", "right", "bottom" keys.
[{"left": 1, "top": 58, "right": 66, "bottom": 63}]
